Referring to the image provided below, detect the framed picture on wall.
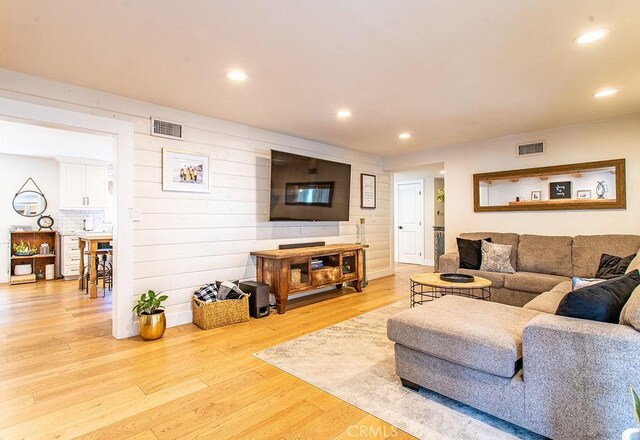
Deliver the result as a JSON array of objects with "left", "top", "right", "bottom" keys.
[
  {"left": 360, "top": 173, "right": 376, "bottom": 209},
  {"left": 162, "top": 148, "right": 210, "bottom": 193},
  {"left": 549, "top": 181, "right": 572, "bottom": 199},
  {"left": 577, "top": 190, "right": 591, "bottom": 199},
  {"left": 531, "top": 190, "right": 542, "bottom": 201}
]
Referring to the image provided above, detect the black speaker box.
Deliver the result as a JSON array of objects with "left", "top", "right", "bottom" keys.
[{"left": 240, "top": 281, "right": 270, "bottom": 319}]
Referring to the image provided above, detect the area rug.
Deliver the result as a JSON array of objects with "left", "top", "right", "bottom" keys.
[{"left": 254, "top": 302, "right": 544, "bottom": 440}]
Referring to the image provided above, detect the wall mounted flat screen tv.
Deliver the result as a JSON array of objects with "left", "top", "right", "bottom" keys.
[{"left": 270, "top": 150, "right": 351, "bottom": 221}]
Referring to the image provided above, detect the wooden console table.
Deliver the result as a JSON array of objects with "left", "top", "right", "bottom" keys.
[{"left": 251, "top": 243, "right": 368, "bottom": 314}]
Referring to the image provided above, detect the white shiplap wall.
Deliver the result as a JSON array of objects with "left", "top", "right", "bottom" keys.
[{"left": 0, "top": 68, "right": 392, "bottom": 328}]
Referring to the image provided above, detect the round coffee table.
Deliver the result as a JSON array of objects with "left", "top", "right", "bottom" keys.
[{"left": 410, "top": 273, "right": 492, "bottom": 306}]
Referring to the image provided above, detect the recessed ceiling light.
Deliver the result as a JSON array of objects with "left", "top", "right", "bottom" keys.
[
  {"left": 593, "top": 88, "right": 618, "bottom": 98},
  {"left": 226, "top": 70, "right": 248, "bottom": 81},
  {"left": 398, "top": 133, "right": 412, "bottom": 140},
  {"left": 336, "top": 110, "right": 352, "bottom": 119},
  {"left": 574, "top": 28, "right": 609, "bottom": 45}
]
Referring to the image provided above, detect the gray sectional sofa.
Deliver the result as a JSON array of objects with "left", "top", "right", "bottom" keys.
[
  {"left": 388, "top": 233, "right": 640, "bottom": 439},
  {"left": 439, "top": 232, "right": 640, "bottom": 306}
]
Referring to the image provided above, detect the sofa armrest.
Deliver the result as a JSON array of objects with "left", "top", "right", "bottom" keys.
[
  {"left": 438, "top": 252, "right": 459, "bottom": 273},
  {"left": 523, "top": 314, "right": 640, "bottom": 439}
]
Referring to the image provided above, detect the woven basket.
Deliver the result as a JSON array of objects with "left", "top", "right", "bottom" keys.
[{"left": 192, "top": 295, "right": 250, "bottom": 329}]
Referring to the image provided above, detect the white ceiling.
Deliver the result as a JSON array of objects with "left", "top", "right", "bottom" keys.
[
  {"left": 395, "top": 163, "right": 445, "bottom": 181},
  {"left": 1, "top": 0, "right": 639, "bottom": 156},
  {"left": 0, "top": 120, "right": 113, "bottom": 161}
]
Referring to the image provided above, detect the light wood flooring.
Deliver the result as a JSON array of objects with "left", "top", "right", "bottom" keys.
[{"left": 0, "top": 263, "right": 431, "bottom": 439}]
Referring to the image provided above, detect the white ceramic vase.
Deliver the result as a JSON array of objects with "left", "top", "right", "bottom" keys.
[{"left": 623, "top": 428, "right": 640, "bottom": 440}]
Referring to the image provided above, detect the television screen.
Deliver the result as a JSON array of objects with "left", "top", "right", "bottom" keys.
[{"left": 269, "top": 150, "right": 351, "bottom": 221}]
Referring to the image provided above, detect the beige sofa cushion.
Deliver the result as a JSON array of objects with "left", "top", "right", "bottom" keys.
[
  {"left": 523, "top": 280, "right": 572, "bottom": 314},
  {"left": 516, "top": 234, "right": 573, "bottom": 277},
  {"left": 387, "top": 295, "right": 542, "bottom": 378},
  {"left": 504, "top": 271, "right": 571, "bottom": 294},
  {"left": 460, "top": 232, "right": 519, "bottom": 270},
  {"left": 457, "top": 268, "right": 505, "bottom": 288},
  {"left": 626, "top": 251, "right": 640, "bottom": 274},
  {"left": 620, "top": 284, "right": 640, "bottom": 330},
  {"left": 572, "top": 235, "right": 640, "bottom": 278}
]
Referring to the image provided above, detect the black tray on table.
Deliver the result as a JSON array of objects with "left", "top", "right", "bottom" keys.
[{"left": 439, "top": 273, "right": 475, "bottom": 283}]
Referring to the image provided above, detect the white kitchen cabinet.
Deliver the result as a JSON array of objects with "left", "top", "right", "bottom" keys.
[
  {"left": 60, "top": 235, "right": 82, "bottom": 279},
  {"left": 85, "top": 165, "right": 107, "bottom": 208},
  {"left": 59, "top": 163, "right": 107, "bottom": 209}
]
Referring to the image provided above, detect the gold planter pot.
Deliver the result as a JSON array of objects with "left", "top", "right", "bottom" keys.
[{"left": 139, "top": 311, "right": 166, "bottom": 340}]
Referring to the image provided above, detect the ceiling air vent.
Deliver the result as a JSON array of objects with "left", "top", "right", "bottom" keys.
[
  {"left": 151, "top": 118, "right": 183, "bottom": 140},
  {"left": 516, "top": 141, "right": 545, "bottom": 157}
]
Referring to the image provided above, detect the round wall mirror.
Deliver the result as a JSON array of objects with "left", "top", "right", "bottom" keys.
[{"left": 12, "top": 190, "right": 48, "bottom": 217}]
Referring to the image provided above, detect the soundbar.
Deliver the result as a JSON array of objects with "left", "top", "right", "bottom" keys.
[{"left": 278, "top": 241, "right": 326, "bottom": 250}]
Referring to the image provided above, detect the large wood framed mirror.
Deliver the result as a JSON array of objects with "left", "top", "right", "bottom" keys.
[{"left": 473, "top": 159, "right": 626, "bottom": 212}]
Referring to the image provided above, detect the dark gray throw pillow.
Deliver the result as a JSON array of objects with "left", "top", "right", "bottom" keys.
[
  {"left": 556, "top": 270, "right": 640, "bottom": 323},
  {"left": 457, "top": 237, "right": 491, "bottom": 270},
  {"left": 596, "top": 253, "right": 636, "bottom": 279}
]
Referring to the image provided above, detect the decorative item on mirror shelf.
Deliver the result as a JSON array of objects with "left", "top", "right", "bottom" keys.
[
  {"left": 133, "top": 290, "right": 168, "bottom": 340},
  {"left": 577, "top": 190, "right": 591, "bottom": 200},
  {"left": 550, "top": 181, "right": 572, "bottom": 199},
  {"left": 531, "top": 191, "right": 542, "bottom": 201},
  {"left": 596, "top": 181, "right": 608, "bottom": 199}
]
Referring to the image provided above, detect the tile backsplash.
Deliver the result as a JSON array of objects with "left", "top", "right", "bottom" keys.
[{"left": 57, "top": 210, "right": 112, "bottom": 233}]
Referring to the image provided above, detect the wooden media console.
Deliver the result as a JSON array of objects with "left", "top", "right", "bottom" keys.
[{"left": 250, "top": 243, "right": 368, "bottom": 314}]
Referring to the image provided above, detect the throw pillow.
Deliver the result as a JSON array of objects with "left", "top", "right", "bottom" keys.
[
  {"left": 556, "top": 270, "right": 640, "bottom": 323},
  {"left": 457, "top": 237, "right": 492, "bottom": 270},
  {"left": 620, "top": 282, "right": 640, "bottom": 330},
  {"left": 480, "top": 240, "right": 515, "bottom": 274},
  {"left": 626, "top": 250, "right": 640, "bottom": 274},
  {"left": 596, "top": 253, "right": 636, "bottom": 279},
  {"left": 572, "top": 276, "right": 606, "bottom": 290},
  {"left": 194, "top": 283, "right": 218, "bottom": 303}
]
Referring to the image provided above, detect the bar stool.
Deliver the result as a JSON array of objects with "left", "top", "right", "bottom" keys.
[{"left": 82, "top": 249, "right": 112, "bottom": 297}]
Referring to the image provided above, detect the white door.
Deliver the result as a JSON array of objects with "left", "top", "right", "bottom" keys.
[
  {"left": 85, "top": 165, "right": 107, "bottom": 208},
  {"left": 60, "top": 163, "right": 86, "bottom": 209},
  {"left": 397, "top": 181, "right": 424, "bottom": 264}
]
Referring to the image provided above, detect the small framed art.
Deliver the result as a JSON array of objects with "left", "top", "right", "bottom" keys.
[
  {"left": 531, "top": 191, "right": 542, "bottom": 201},
  {"left": 360, "top": 173, "right": 376, "bottom": 209},
  {"left": 549, "top": 181, "right": 572, "bottom": 199},
  {"left": 577, "top": 190, "right": 591, "bottom": 199},
  {"left": 162, "top": 148, "right": 210, "bottom": 193}
]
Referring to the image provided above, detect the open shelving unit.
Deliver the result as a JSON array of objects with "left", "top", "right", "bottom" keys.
[
  {"left": 9, "top": 231, "right": 58, "bottom": 285},
  {"left": 251, "top": 243, "right": 368, "bottom": 314}
]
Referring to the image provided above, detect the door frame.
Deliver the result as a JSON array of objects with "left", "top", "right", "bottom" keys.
[
  {"left": 0, "top": 97, "right": 135, "bottom": 339},
  {"left": 394, "top": 179, "right": 426, "bottom": 265}
]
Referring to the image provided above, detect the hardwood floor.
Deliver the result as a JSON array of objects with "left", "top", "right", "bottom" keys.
[{"left": 0, "top": 263, "right": 431, "bottom": 439}]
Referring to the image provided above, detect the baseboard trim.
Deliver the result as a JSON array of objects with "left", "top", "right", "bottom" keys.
[
  {"left": 368, "top": 268, "right": 394, "bottom": 280},
  {"left": 158, "top": 267, "right": 397, "bottom": 333}
]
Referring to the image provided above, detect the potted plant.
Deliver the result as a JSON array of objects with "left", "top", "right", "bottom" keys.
[
  {"left": 623, "top": 386, "right": 640, "bottom": 440},
  {"left": 133, "top": 290, "right": 168, "bottom": 340}
]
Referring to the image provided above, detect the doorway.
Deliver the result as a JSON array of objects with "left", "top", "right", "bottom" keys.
[
  {"left": 396, "top": 180, "right": 424, "bottom": 264},
  {"left": 0, "top": 97, "right": 134, "bottom": 338},
  {"left": 393, "top": 163, "right": 445, "bottom": 268}
]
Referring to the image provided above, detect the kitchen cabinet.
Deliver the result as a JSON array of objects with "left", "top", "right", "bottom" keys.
[
  {"left": 60, "top": 235, "right": 81, "bottom": 279},
  {"left": 60, "top": 163, "right": 107, "bottom": 209}
]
